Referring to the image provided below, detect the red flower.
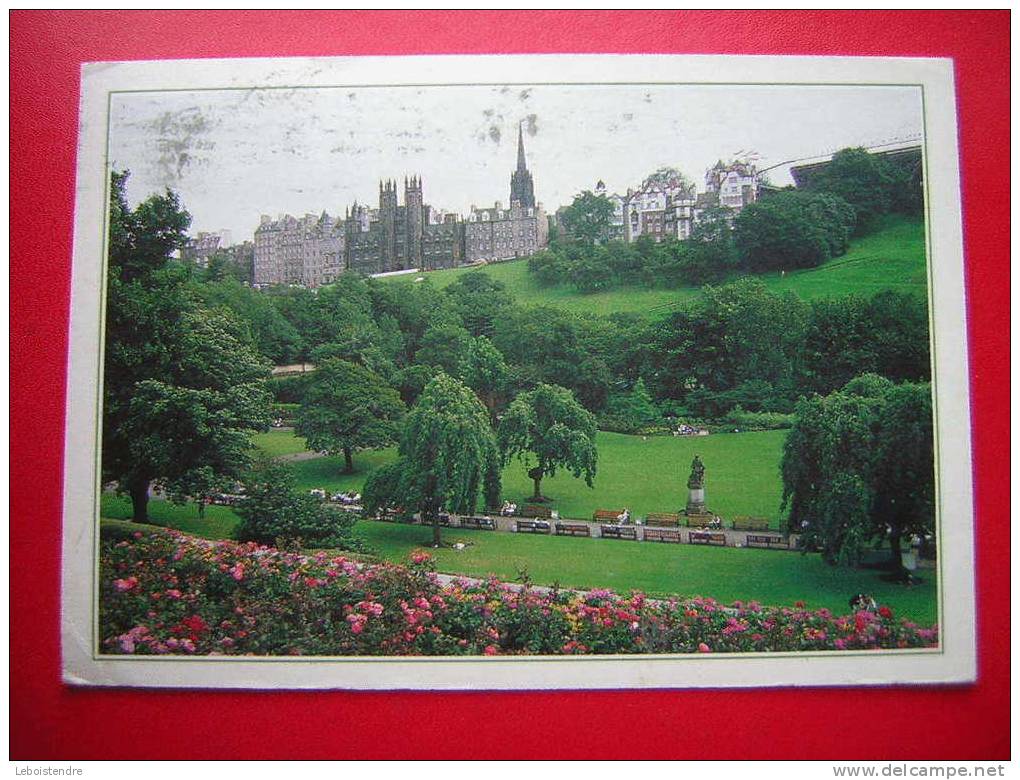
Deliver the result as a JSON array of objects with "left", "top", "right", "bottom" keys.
[{"left": 878, "top": 606, "right": 893, "bottom": 619}]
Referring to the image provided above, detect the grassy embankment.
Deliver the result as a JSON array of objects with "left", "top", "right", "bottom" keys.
[{"left": 381, "top": 214, "right": 926, "bottom": 317}]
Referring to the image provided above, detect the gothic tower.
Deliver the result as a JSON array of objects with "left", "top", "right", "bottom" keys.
[
  {"left": 404, "top": 175, "right": 424, "bottom": 272},
  {"left": 509, "top": 123, "right": 536, "bottom": 210},
  {"left": 379, "top": 179, "right": 398, "bottom": 272}
]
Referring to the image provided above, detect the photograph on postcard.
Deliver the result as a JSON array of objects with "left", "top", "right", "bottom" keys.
[{"left": 62, "top": 55, "right": 974, "bottom": 688}]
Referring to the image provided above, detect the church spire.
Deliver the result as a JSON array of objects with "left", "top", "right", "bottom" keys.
[{"left": 516, "top": 122, "right": 528, "bottom": 172}]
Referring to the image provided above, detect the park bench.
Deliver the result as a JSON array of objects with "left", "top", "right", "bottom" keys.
[
  {"left": 732, "top": 516, "right": 770, "bottom": 531},
  {"left": 593, "top": 509, "right": 626, "bottom": 523},
  {"left": 209, "top": 493, "right": 246, "bottom": 506},
  {"left": 458, "top": 516, "right": 496, "bottom": 531},
  {"left": 555, "top": 522, "right": 591, "bottom": 538},
  {"left": 522, "top": 505, "right": 554, "bottom": 519},
  {"left": 643, "top": 528, "right": 682, "bottom": 543},
  {"left": 599, "top": 524, "right": 638, "bottom": 541},
  {"left": 744, "top": 534, "right": 790, "bottom": 550},
  {"left": 684, "top": 513, "right": 720, "bottom": 528},
  {"left": 419, "top": 514, "right": 451, "bottom": 527},
  {"left": 644, "top": 512, "right": 681, "bottom": 527},
  {"left": 515, "top": 519, "right": 551, "bottom": 534},
  {"left": 688, "top": 531, "right": 727, "bottom": 547}
]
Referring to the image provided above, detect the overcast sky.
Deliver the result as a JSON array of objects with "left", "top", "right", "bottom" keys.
[{"left": 109, "top": 83, "right": 923, "bottom": 242}]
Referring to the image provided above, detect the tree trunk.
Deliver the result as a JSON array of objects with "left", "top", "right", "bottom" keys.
[
  {"left": 197, "top": 500, "right": 205, "bottom": 520},
  {"left": 531, "top": 474, "right": 543, "bottom": 501},
  {"left": 343, "top": 447, "right": 354, "bottom": 474},
  {"left": 889, "top": 531, "right": 908, "bottom": 581},
  {"left": 129, "top": 478, "right": 150, "bottom": 523},
  {"left": 432, "top": 514, "right": 442, "bottom": 548}
]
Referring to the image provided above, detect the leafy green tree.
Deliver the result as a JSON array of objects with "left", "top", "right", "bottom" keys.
[
  {"left": 460, "top": 336, "right": 510, "bottom": 426},
  {"left": 601, "top": 378, "right": 659, "bottom": 433},
  {"left": 807, "top": 147, "right": 897, "bottom": 232},
  {"left": 192, "top": 278, "right": 302, "bottom": 364},
  {"left": 415, "top": 322, "right": 472, "bottom": 375},
  {"left": 733, "top": 190, "right": 854, "bottom": 272},
  {"left": 295, "top": 359, "right": 405, "bottom": 473},
  {"left": 102, "top": 172, "right": 273, "bottom": 522},
  {"left": 498, "top": 383, "right": 598, "bottom": 502},
  {"left": 560, "top": 190, "right": 615, "bottom": 245},
  {"left": 361, "top": 374, "right": 501, "bottom": 546},
  {"left": 781, "top": 376, "right": 933, "bottom": 574},
  {"left": 442, "top": 271, "right": 514, "bottom": 337}
]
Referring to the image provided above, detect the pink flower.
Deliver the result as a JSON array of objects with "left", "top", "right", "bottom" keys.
[
  {"left": 113, "top": 576, "right": 138, "bottom": 592},
  {"left": 230, "top": 563, "right": 245, "bottom": 582},
  {"left": 698, "top": 643, "right": 711, "bottom": 653},
  {"left": 483, "top": 644, "right": 499, "bottom": 656}
]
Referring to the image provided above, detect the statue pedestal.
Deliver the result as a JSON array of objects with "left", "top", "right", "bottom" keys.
[{"left": 686, "top": 487, "right": 706, "bottom": 515}]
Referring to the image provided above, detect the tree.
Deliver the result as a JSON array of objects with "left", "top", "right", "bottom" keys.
[
  {"left": 498, "top": 383, "right": 598, "bottom": 502},
  {"left": 733, "top": 190, "right": 855, "bottom": 273},
  {"left": 361, "top": 374, "right": 501, "bottom": 546},
  {"left": 806, "top": 147, "right": 897, "bottom": 232},
  {"left": 102, "top": 172, "right": 273, "bottom": 522},
  {"left": 459, "top": 336, "right": 510, "bottom": 426},
  {"left": 559, "top": 190, "right": 615, "bottom": 245},
  {"left": 415, "top": 322, "right": 472, "bottom": 375},
  {"left": 780, "top": 376, "right": 933, "bottom": 574},
  {"left": 442, "top": 271, "right": 514, "bottom": 337},
  {"left": 295, "top": 359, "right": 405, "bottom": 473}
]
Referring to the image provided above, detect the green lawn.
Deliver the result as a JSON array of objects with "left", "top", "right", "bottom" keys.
[
  {"left": 381, "top": 215, "right": 926, "bottom": 317},
  {"left": 251, "top": 429, "right": 309, "bottom": 457},
  {"left": 280, "top": 429, "right": 789, "bottom": 526},
  {"left": 355, "top": 521, "right": 937, "bottom": 624},
  {"left": 100, "top": 496, "right": 241, "bottom": 540}
]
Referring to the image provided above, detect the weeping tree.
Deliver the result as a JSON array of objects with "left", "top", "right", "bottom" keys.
[
  {"left": 361, "top": 373, "right": 501, "bottom": 547},
  {"left": 497, "top": 383, "right": 598, "bottom": 502},
  {"left": 781, "top": 374, "right": 933, "bottom": 576}
]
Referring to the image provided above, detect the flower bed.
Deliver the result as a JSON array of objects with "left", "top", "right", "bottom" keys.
[{"left": 100, "top": 530, "right": 939, "bottom": 656}]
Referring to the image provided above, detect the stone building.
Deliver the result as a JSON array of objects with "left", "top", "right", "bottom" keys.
[
  {"left": 343, "top": 176, "right": 465, "bottom": 274},
  {"left": 253, "top": 212, "right": 345, "bottom": 288},
  {"left": 464, "top": 125, "right": 547, "bottom": 263},
  {"left": 703, "top": 159, "right": 759, "bottom": 213},
  {"left": 181, "top": 230, "right": 232, "bottom": 267}
]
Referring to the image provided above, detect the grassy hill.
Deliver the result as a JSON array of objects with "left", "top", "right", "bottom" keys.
[{"left": 383, "top": 214, "right": 926, "bottom": 317}]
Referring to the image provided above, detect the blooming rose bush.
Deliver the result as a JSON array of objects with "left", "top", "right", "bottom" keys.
[{"left": 99, "top": 530, "right": 939, "bottom": 656}]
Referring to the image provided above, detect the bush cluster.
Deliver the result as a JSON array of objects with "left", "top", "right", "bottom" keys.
[{"left": 100, "top": 531, "right": 939, "bottom": 656}]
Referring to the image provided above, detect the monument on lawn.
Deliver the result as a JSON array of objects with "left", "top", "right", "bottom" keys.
[{"left": 685, "top": 454, "right": 707, "bottom": 515}]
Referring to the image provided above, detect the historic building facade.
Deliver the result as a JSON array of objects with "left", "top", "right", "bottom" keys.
[
  {"left": 253, "top": 212, "right": 345, "bottom": 288},
  {"left": 343, "top": 177, "right": 465, "bottom": 275},
  {"left": 464, "top": 125, "right": 547, "bottom": 263}
]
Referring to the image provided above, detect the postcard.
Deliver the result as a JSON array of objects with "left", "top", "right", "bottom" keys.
[{"left": 62, "top": 53, "right": 974, "bottom": 689}]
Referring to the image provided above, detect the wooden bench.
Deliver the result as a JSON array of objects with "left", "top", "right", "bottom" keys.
[
  {"left": 732, "top": 516, "right": 770, "bottom": 531},
  {"left": 555, "top": 523, "right": 591, "bottom": 537},
  {"left": 643, "top": 527, "right": 682, "bottom": 543},
  {"left": 644, "top": 512, "right": 681, "bottom": 527},
  {"left": 745, "top": 534, "right": 790, "bottom": 549},
  {"left": 420, "top": 514, "right": 451, "bottom": 527},
  {"left": 515, "top": 519, "right": 551, "bottom": 534},
  {"left": 688, "top": 531, "right": 727, "bottom": 547},
  {"left": 522, "top": 505, "right": 554, "bottom": 519},
  {"left": 600, "top": 524, "right": 638, "bottom": 540},
  {"left": 458, "top": 516, "right": 496, "bottom": 531},
  {"left": 684, "top": 513, "right": 718, "bottom": 528},
  {"left": 593, "top": 509, "right": 626, "bottom": 523}
]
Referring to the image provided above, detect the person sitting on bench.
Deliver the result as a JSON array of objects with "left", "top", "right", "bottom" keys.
[{"left": 617, "top": 508, "right": 631, "bottom": 525}]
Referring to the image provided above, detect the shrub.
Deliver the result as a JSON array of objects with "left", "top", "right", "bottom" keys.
[
  {"left": 234, "top": 462, "right": 366, "bottom": 551},
  {"left": 99, "top": 531, "right": 939, "bottom": 656}
]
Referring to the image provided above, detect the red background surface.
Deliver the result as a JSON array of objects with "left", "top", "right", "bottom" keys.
[{"left": 10, "top": 11, "right": 1010, "bottom": 760}]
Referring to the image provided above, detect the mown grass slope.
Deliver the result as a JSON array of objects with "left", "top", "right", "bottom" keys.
[{"left": 381, "top": 215, "right": 926, "bottom": 317}]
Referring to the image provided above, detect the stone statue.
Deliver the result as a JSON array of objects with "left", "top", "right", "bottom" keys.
[
  {"left": 687, "top": 455, "right": 705, "bottom": 490},
  {"left": 685, "top": 455, "right": 707, "bottom": 515}
]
